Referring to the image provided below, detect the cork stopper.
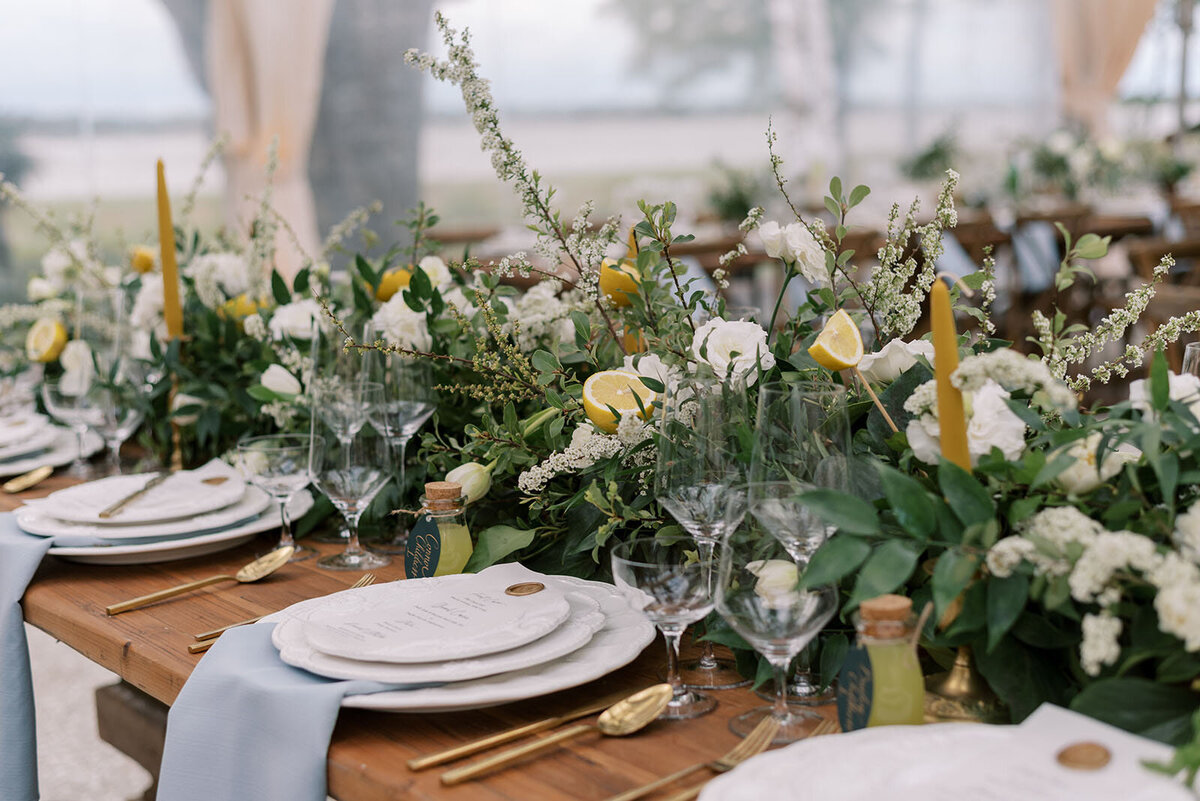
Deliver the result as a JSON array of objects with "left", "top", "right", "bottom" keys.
[
  {"left": 425, "top": 481, "right": 462, "bottom": 500},
  {"left": 857, "top": 594, "right": 913, "bottom": 640}
]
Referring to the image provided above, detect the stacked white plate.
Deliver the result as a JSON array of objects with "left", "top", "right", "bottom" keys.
[
  {"left": 17, "top": 459, "right": 313, "bottom": 564},
  {"left": 0, "top": 408, "right": 103, "bottom": 477},
  {"left": 266, "top": 562, "right": 657, "bottom": 712}
]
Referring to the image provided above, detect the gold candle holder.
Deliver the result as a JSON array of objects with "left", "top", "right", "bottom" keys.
[{"left": 924, "top": 645, "right": 1007, "bottom": 724}]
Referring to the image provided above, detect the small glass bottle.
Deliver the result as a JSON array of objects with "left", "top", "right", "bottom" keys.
[
  {"left": 418, "top": 481, "right": 473, "bottom": 577},
  {"left": 855, "top": 594, "right": 926, "bottom": 727}
]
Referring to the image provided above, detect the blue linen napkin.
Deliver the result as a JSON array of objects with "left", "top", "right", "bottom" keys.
[
  {"left": 0, "top": 515, "right": 56, "bottom": 801},
  {"left": 157, "top": 622, "right": 426, "bottom": 801}
]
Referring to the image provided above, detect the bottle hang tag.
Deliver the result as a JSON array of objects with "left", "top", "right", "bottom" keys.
[
  {"left": 837, "top": 645, "right": 874, "bottom": 732},
  {"left": 404, "top": 514, "right": 442, "bottom": 579}
]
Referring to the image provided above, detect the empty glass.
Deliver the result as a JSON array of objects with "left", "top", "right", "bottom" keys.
[
  {"left": 611, "top": 537, "right": 718, "bottom": 720},
  {"left": 236, "top": 434, "right": 317, "bottom": 561},
  {"left": 715, "top": 526, "right": 838, "bottom": 743},
  {"left": 1184, "top": 342, "right": 1200, "bottom": 377},
  {"left": 41, "top": 379, "right": 99, "bottom": 478}
]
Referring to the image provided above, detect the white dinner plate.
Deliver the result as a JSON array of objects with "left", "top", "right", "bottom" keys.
[
  {"left": 48, "top": 491, "right": 314, "bottom": 564},
  {"left": 288, "top": 574, "right": 655, "bottom": 714},
  {"left": 0, "top": 429, "right": 103, "bottom": 477},
  {"left": 300, "top": 563, "right": 574, "bottom": 663},
  {"left": 274, "top": 589, "right": 605, "bottom": 684},
  {"left": 0, "top": 417, "right": 55, "bottom": 458},
  {"left": 40, "top": 467, "right": 247, "bottom": 524},
  {"left": 17, "top": 485, "right": 272, "bottom": 540}
]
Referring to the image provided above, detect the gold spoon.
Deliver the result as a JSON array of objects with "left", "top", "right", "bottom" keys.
[
  {"left": 440, "top": 683, "right": 674, "bottom": 786},
  {"left": 3, "top": 465, "right": 53, "bottom": 493},
  {"left": 105, "top": 546, "right": 294, "bottom": 615}
]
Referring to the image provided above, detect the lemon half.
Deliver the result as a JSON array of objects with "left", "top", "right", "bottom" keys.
[
  {"left": 25, "top": 318, "right": 67, "bottom": 363},
  {"left": 598, "top": 258, "right": 640, "bottom": 307},
  {"left": 376, "top": 268, "right": 413, "bottom": 302},
  {"left": 582, "top": 370, "right": 657, "bottom": 433},
  {"left": 808, "top": 309, "right": 864, "bottom": 371}
]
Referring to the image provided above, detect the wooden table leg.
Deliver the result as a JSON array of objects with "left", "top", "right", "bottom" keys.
[{"left": 95, "top": 681, "right": 168, "bottom": 801}]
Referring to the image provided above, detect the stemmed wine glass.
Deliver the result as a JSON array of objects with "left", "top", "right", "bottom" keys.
[
  {"left": 310, "top": 385, "right": 392, "bottom": 571},
  {"left": 655, "top": 374, "right": 749, "bottom": 689},
  {"left": 87, "top": 381, "right": 146, "bottom": 475},
  {"left": 611, "top": 537, "right": 718, "bottom": 720},
  {"left": 41, "top": 379, "right": 100, "bottom": 478},
  {"left": 749, "top": 380, "right": 850, "bottom": 704},
  {"left": 236, "top": 434, "right": 316, "bottom": 561},
  {"left": 364, "top": 325, "right": 435, "bottom": 553},
  {"left": 1183, "top": 342, "right": 1200, "bottom": 377},
  {"left": 715, "top": 525, "right": 838, "bottom": 743}
]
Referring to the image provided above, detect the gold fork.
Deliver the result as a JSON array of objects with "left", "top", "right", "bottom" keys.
[
  {"left": 659, "top": 717, "right": 839, "bottom": 801},
  {"left": 603, "top": 715, "right": 780, "bottom": 801},
  {"left": 186, "top": 573, "right": 378, "bottom": 654}
]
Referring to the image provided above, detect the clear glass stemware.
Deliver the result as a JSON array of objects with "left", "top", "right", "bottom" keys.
[
  {"left": 236, "top": 434, "right": 317, "bottom": 561},
  {"left": 41, "top": 379, "right": 99, "bottom": 478}
]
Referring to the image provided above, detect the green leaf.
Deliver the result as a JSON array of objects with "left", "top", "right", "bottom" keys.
[
  {"left": 354, "top": 254, "right": 378, "bottom": 287},
  {"left": 271, "top": 270, "right": 291, "bottom": 305},
  {"left": 531, "top": 349, "right": 560, "bottom": 373},
  {"left": 800, "top": 535, "right": 872, "bottom": 588},
  {"left": 1074, "top": 233, "right": 1110, "bottom": 260},
  {"left": 938, "top": 459, "right": 995, "bottom": 527},
  {"left": 829, "top": 176, "right": 843, "bottom": 201},
  {"left": 638, "top": 376, "right": 665, "bottom": 394},
  {"left": 464, "top": 525, "right": 538, "bottom": 572},
  {"left": 876, "top": 463, "right": 936, "bottom": 538},
  {"left": 932, "top": 549, "right": 980, "bottom": 622},
  {"left": 818, "top": 632, "right": 849, "bottom": 690},
  {"left": 848, "top": 184, "right": 870, "bottom": 208},
  {"left": 846, "top": 540, "right": 921, "bottom": 609},
  {"left": 292, "top": 268, "right": 310, "bottom": 296},
  {"left": 975, "top": 634, "right": 1073, "bottom": 721},
  {"left": 1070, "top": 679, "right": 1200, "bottom": 745},
  {"left": 823, "top": 196, "right": 840, "bottom": 219},
  {"left": 796, "top": 488, "right": 880, "bottom": 535},
  {"left": 987, "top": 573, "right": 1030, "bottom": 652},
  {"left": 1158, "top": 652, "right": 1200, "bottom": 684}
]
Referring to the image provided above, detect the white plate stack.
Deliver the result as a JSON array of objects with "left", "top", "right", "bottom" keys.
[
  {"left": 0, "top": 409, "right": 104, "bottom": 477},
  {"left": 267, "top": 562, "right": 657, "bottom": 712},
  {"left": 16, "top": 459, "right": 313, "bottom": 564}
]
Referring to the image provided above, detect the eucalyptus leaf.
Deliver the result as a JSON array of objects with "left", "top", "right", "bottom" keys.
[
  {"left": 846, "top": 540, "right": 921, "bottom": 610},
  {"left": 464, "top": 525, "right": 537, "bottom": 572}
]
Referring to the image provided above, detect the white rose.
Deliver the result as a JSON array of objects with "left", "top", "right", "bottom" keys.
[
  {"left": 417, "top": 255, "right": 452, "bottom": 288},
  {"left": 171, "top": 393, "right": 204, "bottom": 426},
  {"left": 758, "top": 222, "right": 826, "bottom": 286},
  {"left": 188, "top": 253, "right": 252, "bottom": 298},
  {"left": 758, "top": 221, "right": 788, "bottom": 260},
  {"left": 371, "top": 296, "right": 431, "bottom": 351},
  {"left": 260, "top": 364, "right": 301, "bottom": 397},
  {"left": 446, "top": 462, "right": 492, "bottom": 504},
  {"left": 746, "top": 559, "right": 801, "bottom": 609},
  {"left": 690, "top": 318, "right": 775, "bottom": 386},
  {"left": 1054, "top": 432, "right": 1140, "bottom": 496},
  {"left": 1129, "top": 372, "right": 1200, "bottom": 421},
  {"left": 620, "top": 353, "right": 682, "bottom": 389},
  {"left": 906, "top": 379, "right": 1026, "bottom": 467},
  {"left": 27, "top": 277, "right": 59, "bottom": 301},
  {"left": 268, "top": 299, "right": 323, "bottom": 340},
  {"left": 858, "top": 339, "right": 935, "bottom": 384}
]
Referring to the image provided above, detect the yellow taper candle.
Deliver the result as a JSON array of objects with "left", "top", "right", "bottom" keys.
[
  {"left": 156, "top": 160, "right": 184, "bottom": 340},
  {"left": 929, "top": 279, "right": 970, "bottom": 471}
]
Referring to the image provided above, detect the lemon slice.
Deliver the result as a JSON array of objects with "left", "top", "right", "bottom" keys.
[
  {"left": 598, "top": 258, "right": 639, "bottom": 307},
  {"left": 808, "top": 309, "right": 864, "bottom": 370},
  {"left": 25, "top": 318, "right": 67, "bottom": 363},
  {"left": 376, "top": 268, "right": 413, "bottom": 302},
  {"left": 582, "top": 369, "right": 657, "bottom": 433}
]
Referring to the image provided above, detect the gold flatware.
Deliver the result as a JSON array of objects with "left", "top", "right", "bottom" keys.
[
  {"left": 440, "top": 683, "right": 673, "bottom": 786},
  {"left": 3, "top": 465, "right": 52, "bottom": 493},
  {"left": 603, "top": 714, "right": 780, "bottom": 801},
  {"left": 98, "top": 470, "right": 170, "bottom": 518},
  {"left": 661, "top": 717, "right": 839, "bottom": 801},
  {"left": 187, "top": 573, "right": 378, "bottom": 653},
  {"left": 105, "top": 546, "right": 294, "bottom": 615},
  {"left": 408, "top": 694, "right": 629, "bottom": 771}
]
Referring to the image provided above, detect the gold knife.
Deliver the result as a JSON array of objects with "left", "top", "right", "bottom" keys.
[
  {"left": 98, "top": 471, "right": 170, "bottom": 519},
  {"left": 2, "top": 465, "right": 53, "bottom": 493}
]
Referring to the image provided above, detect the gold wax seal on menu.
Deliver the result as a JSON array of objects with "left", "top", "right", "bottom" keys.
[
  {"left": 505, "top": 582, "right": 545, "bottom": 596},
  {"left": 1056, "top": 741, "right": 1111, "bottom": 770}
]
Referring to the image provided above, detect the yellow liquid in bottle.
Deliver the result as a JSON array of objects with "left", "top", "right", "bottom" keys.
[
  {"left": 433, "top": 521, "right": 473, "bottom": 576},
  {"left": 865, "top": 640, "right": 925, "bottom": 726}
]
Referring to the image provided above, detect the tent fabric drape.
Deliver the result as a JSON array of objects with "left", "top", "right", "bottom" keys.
[
  {"left": 207, "top": 0, "right": 335, "bottom": 279},
  {"left": 1052, "top": 0, "right": 1157, "bottom": 135}
]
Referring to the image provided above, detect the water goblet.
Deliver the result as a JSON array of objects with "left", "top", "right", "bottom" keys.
[
  {"left": 655, "top": 374, "right": 749, "bottom": 690},
  {"left": 611, "top": 537, "right": 718, "bottom": 720},
  {"left": 236, "top": 434, "right": 317, "bottom": 561},
  {"left": 41, "top": 379, "right": 100, "bottom": 478},
  {"left": 715, "top": 526, "right": 838, "bottom": 744},
  {"left": 87, "top": 384, "right": 146, "bottom": 475}
]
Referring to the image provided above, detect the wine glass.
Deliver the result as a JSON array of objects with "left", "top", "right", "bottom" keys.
[
  {"left": 236, "top": 434, "right": 316, "bottom": 561},
  {"left": 611, "top": 536, "right": 718, "bottom": 720},
  {"left": 311, "top": 386, "right": 392, "bottom": 571},
  {"left": 41, "top": 379, "right": 99, "bottom": 478},
  {"left": 655, "top": 374, "right": 750, "bottom": 690},
  {"left": 1184, "top": 342, "right": 1200, "bottom": 377},
  {"left": 749, "top": 380, "right": 850, "bottom": 704},
  {"left": 87, "top": 380, "right": 146, "bottom": 475},
  {"left": 363, "top": 326, "right": 435, "bottom": 553},
  {"left": 715, "top": 525, "right": 838, "bottom": 743}
]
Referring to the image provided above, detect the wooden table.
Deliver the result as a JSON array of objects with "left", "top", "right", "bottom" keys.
[{"left": 8, "top": 476, "right": 818, "bottom": 801}]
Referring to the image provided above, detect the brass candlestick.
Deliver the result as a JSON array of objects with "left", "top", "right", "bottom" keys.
[{"left": 924, "top": 645, "right": 1007, "bottom": 724}]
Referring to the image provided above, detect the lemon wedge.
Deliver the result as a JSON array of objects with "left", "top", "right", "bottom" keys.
[
  {"left": 808, "top": 309, "right": 864, "bottom": 370},
  {"left": 582, "top": 370, "right": 657, "bottom": 433},
  {"left": 376, "top": 268, "right": 413, "bottom": 302},
  {"left": 130, "top": 245, "right": 157, "bottom": 274},
  {"left": 598, "top": 258, "right": 639, "bottom": 307},
  {"left": 25, "top": 318, "right": 67, "bottom": 363}
]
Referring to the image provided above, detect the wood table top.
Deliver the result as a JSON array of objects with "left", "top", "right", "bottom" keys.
[{"left": 8, "top": 474, "right": 822, "bottom": 801}]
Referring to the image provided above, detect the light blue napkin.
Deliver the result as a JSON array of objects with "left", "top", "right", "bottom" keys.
[
  {"left": 158, "top": 621, "right": 429, "bottom": 801},
  {"left": 0, "top": 514, "right": 55, "bottom": 801}
]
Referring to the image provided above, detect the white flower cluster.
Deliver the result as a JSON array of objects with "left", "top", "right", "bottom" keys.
[
  {"left": 517, "top": 425, "right": 622, "bottom": 494},
  {"left": 1128, "top": 371, "right": 1200, "bottom": 421},
  {"left": 505, "top": 282, "right": 577, "bottom": 351},
  {"left": 243, "top": 313, "right": 268, "bottom": 341},
  {"left": 1053, "top": 432, "right": 1139, "bottom": 496},
  {"left": 952, "top": 349, "right": 1077, "bottom": 412},
  {"left": 130, "top": 273, "right": 166, "bottom": 338},
  {"left": 372, "top": 298, "right": 431, "bottom": 352},
  {"left": 904, "top": 378, "right": 1026, "bottom": 467},
  {"left": 987, "top": 506, "right": 1106, "bottom": 579},
  {"left": 1080, "top": 613, "right": 1123, "bottom": 676},
  {"left": 185, "top": 252, "right": 253, "bottom": 308},
  {"left": 269, "top": 299, "right": 323, "bottom": 341},
  {"left": 1068, "top": 530, "right": 1160, "bottom": 604},
  {"left": 29, "top": 239, "right": 118, "bottom": 300}
]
